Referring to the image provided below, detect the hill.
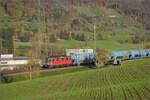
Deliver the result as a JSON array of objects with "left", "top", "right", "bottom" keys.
[
  {"left": 0, "top": 0, "right": 150, "bottom": 56},
  {"left": 0, "top": 59, "right": 150, "bottom": 100}
]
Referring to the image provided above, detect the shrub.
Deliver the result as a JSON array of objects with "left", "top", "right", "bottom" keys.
[
  {"left": 144, "top": 45, "right": 150, "bottom": 49},
  {"left": 93, "top": 49, "right": 109, "bottom": 67},
  {"left": 23, "top": 60, "right": 40, "bottom": 80}
]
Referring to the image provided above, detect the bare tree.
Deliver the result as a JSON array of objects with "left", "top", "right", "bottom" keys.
[{"left": 24, "top": 50, "right": 40, "bottom": 80}]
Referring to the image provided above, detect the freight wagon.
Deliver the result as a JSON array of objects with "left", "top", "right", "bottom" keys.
[
  {"left": 107, "top": 49, "right": 150, "bottom": 64},
  {"left": 0, "top": 57, "right": 29, "bottom": 66},
  {"left": 66, "top": 49, "right": 93, "bottom": 56}
]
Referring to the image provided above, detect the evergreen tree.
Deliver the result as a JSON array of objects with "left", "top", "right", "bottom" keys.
[
  {"left": 72, "top": 32, "right": 76, "bottom": 39},
  {"left": 0, "top": 28, "right": 14, "bottom": 54},
  {"left": 50, "top": 34, "right": 56, "bottom": 42},
  {"left": 81, "top": 34, "right": 86, "bottom": 41},
  {"left": 75, "top": 34, "right": 80, "bottom": 40}
]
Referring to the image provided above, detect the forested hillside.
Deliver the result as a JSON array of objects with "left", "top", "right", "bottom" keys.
[{"left": 0, "top": 0, "right": 150, "bottom": 56}]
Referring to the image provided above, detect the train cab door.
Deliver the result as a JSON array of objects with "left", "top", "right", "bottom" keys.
[{"left": 48, "top": 58, "right": 53, "bottom": 65}]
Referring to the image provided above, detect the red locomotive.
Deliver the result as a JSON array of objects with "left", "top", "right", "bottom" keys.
[{"left": 43, "top": 56, "right": 72, "bottom": 68}]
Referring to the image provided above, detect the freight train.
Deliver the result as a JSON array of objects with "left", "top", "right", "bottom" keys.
[
  {"left": 0, "top": 49, "right": 150, "bottom": 69},
  {"left": 43, "top": 49, "right": 150, "bottom": 68}
]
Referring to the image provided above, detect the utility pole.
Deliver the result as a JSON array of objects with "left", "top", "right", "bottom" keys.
[
  {"left": 43, "top": 3, "right": 49, "bottom": 58},
  {"left": 94, "top": 21, "right": 96, "bottom": 53},
  {"left": 51, "top": 47, "right": 52, "bottom": 56},
  {"left": 142, "top": 39, "right": 144, "bottom": 49},
  {"left": 77, "top": 50, "right": 80, "bottom": 67},
  {"left": 0, "top": 38, "right": 2, "bottom": 55},
  {"left": 38, "top": 0, "right": 41, "bottom": 59}
]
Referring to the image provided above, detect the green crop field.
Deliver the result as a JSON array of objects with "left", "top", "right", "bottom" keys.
[{"left": 0, "top": 59, "right": 150, "bottom": 100}]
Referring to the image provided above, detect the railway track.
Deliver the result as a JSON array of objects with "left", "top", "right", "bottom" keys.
[{"left": 1, "top": 65, "right": 82, "bottom": 76}]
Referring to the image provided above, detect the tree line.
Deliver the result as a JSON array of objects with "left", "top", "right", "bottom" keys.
[
  {"left": 0, "top": 28, "right": 14, "bottom": 54},
  {"left": 66, "top": 0, "right": 150, "bottom": 28},
  {"left": 59, "top": 30, "right": 88, "bottom": 41},
  {"left": 1, "top": 0, "right": 149, "bottom": 27}
]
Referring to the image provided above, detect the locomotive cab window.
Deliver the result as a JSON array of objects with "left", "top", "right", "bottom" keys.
[
  {"left": 48, "top": 59, "right": 52, "bottom": 62},
  {"left": 45, "top": 58, "right": 49, "bottom": 62}
]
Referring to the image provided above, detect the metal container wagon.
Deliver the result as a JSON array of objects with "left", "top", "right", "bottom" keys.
[{"left": 66, "top": 49, "right": 93, "bottom": 56}]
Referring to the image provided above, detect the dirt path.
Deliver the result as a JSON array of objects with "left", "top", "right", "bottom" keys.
[
  {"left": 47, "top": 73, "right": 77, "bottom": 100},
  {"left": 40, "top": 77, "right": 62, "bottom": 96}
]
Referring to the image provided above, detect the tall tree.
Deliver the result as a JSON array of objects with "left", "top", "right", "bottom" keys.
[
  {"left": 24, "top": 50, "right": 40, "bottom": 80},
  {"left": 0, "top": 28, "right": 14, "bottom": 54},
  {"left": 93, "top": 49, "right": 109, "bottom": 67}
]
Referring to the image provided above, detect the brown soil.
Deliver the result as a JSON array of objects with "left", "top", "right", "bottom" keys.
[
  {"left": 47, "top": 73, "right": 76, "bottom": 100},
  {"left": 40, "top": 77, "right": 62, "bottom": 96}
]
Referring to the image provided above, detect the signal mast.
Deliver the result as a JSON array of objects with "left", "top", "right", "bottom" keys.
[{"left": 94, "top": 19, "right": 96, "bottom": 53}]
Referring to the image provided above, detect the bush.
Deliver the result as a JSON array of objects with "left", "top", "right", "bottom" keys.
[
  {"left": 144, "top": 45, "right": 150, "bottom": 49},
  {"left": 23, "top": 60, "right": 40, "bottom": 80},
  {"left": 93, "top": 49, "right": 109, "bottom": 67}
]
